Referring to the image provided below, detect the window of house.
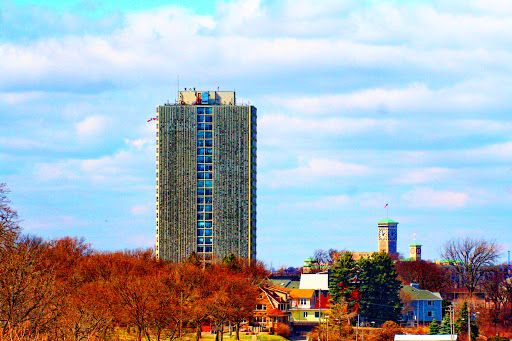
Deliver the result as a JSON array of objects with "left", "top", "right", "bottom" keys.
[
  {"left": 255, "top": 304, "right": 266, "bottom": 311},
  {"left": 315, "top": 312, "right": 320, "bottom": 318},
  {"left": 300, "top": 299, "right": 307, "bottom": 305},
  {"left": 428, "top": 311, "right": 433, "bottom": 317},
  {"left": 278, "top": 303, "right": 287, "bottom": 311},
  {"left": 303, "top": 312, "right": 308, "bottom": 318},
  {"left": 427, "top": 301, "right": 432, "bottom": 306}
]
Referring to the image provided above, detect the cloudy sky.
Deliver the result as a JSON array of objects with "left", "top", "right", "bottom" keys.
[{"left": 1, "top": 0, "right": 512, "bottom": 267}]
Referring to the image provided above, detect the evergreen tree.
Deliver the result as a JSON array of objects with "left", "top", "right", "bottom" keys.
[
  {"left": 222, "top": 253, "right": 240, "bottom": 270},
  {"left": 329, "top": 252, "right": 402, "bottom": 324},
  {"left": 455, "top": 302, "right": 468, "bottom": 335},
  {"left": 455, "top": 302, "right": 479, "bottom": 341},
  {"left": 428, "top": 319, "right": 440, "bottom": 334},
  {"left": 439, "top": 313, "right": 452, "bottom": 334},
  {"left": 357, "top": 252, "right": 402, "bottom": 324},
  {"left": 329, "top": 252, "right": 358, "bottom": 311}
]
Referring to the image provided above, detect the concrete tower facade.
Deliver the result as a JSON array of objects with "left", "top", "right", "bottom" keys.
[
  {"left": 410, "top": 243, "right": 422, "bottom": 261},
  {"left": 377, "top": 218, "right": 398, "bottom": 255},
  {"left": 156, "top": 90, "right": 257, "bottom": 263}
]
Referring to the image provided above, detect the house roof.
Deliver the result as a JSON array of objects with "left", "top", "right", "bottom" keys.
[
  {"left": 268, "top": 279, "right": 301, "bottom": 289},
  {"left": 401, "top": 285, "right": 442, "bottom": 300},
  {"left": 289, "top": 289, "right": 316, "bottom": 299},
  {"left": 267, "top": 308, "right": 286, "bottom": 316},
  {"left": 299, "top": 273, "right": 329, "bottom": 290}
]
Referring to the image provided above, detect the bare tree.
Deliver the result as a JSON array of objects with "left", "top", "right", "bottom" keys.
[
  {"left": 312, "top": 248, "right": 345, "bottom": 264},
  {"left": 0, "top": 183, "right": 20, "bottom": 249},
  {"left": 440, "top": 237, "right": 501, "bottom": 298}
]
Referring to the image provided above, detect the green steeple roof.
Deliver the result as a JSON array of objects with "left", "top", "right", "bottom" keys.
[{"left": 377, "top": 218, "right": 398, "bottom": 224}]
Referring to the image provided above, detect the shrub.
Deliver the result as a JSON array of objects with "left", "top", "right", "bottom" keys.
[
  {"left": 274, "top": 323, "right": 291, "bottom": 338},
  {"left": 487, "top": 337, "right": 509, "bottom": 341},
  {"left": 374, "top": 321, "right": 403, "bottom": 341}
]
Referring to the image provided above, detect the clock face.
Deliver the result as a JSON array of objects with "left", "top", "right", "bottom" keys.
[
  {"left": 378, "top": 229, "right": 387, "bottom": 240},
  {"left": 388, "top": 228, "right": 397, "bottom": 240}
]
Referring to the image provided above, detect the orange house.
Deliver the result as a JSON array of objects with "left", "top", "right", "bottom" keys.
[{"left": 253, "top": 286, "right": 291, "bottom": 331}]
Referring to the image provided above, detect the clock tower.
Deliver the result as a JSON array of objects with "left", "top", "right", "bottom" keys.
[
  {"left": 410, "top": 243, "right": 421, "bottom": 261},
  {"left": 377, "top": 218, "right": 398, "bottom": 255}
]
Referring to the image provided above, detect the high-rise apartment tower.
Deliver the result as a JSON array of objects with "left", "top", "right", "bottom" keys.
[{"left": 156, "top": 90, "right": 257, "bottom": 262}]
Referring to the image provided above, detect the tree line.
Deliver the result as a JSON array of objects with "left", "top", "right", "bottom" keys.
[
  {"left": 0, "top": 236, "right": 267, "bottom": 341},
  {"left": 0, "top": 184, "right": 267, "bottom": 341}
]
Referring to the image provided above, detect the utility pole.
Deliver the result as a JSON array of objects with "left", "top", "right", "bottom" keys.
[
  {"left": 468, "top": 305, "right": 471, "bottom": 341},
  {"left": 361, "top": 317, "right": 364, "bottom": 341},
  {"left": 448, "top": 305, "right": 455, "bottom": 341},
  {"left": 356, "top": 314, "right": 359, "bottom": 341}
]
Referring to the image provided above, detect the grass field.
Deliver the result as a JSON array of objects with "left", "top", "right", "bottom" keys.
[{"left": 114, "top": 330, "right": 289, "bottom": 341}]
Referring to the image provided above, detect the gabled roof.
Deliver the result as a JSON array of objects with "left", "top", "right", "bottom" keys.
[
  {"left": 299, "top": 273, "right": 329, "bottom": 290},
  {"left": 260, "top": 286, "right": 289, "bottom": 309},
  {"left": 268, "top": 279, "right": 301, "bottom": 289},
  {"left": 267, "top": 308, "right": 286, "bottom": 316},
  {"left": 289, "top": 289, "right": 316, "bottom": 299},
  {"left": 401, "top": 285, "right": 442, "bottom": 300}
]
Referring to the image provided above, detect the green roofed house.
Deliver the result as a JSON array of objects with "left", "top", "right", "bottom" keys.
[{"left": 401, "top": 283, "right": 442, "bottom": 325}]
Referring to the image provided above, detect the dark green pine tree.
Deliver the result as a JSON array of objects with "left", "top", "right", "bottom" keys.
[
  {"left": 357, "top": 252, "right": 403, "bottom": 324},
  {"left": 455, "top": 302, "right": 468, "bottom": 335},
  {"left": 328, "top": 252, "right": 358, "bottom": 310},
  {"left": 439, "top": 313, "right": 452, "bottom": 334},
  {"left": 222, "top": 252, "right": 240, "bottom": 271},
  {"left": 428, "top": 319, "right": 440, "bottom": 334},
  {"left": 455, "top": 302, "right": 479, "bottom": 341}
]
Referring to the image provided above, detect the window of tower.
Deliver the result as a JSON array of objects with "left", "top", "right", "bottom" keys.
[{"left": 196, "top": 106, "right": 214, "bottom": 255}]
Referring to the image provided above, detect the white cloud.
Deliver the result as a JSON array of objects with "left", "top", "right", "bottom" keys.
[
  {"left": 266, "top": 158, "right": 371, "bottom": 188},
  {"left": 33, "top": 137, "right": 154, "bottom": 186},
  {"left": 75, "top": 115, "right": 109, "bottom": 138},
  {"left": 393, "top": 167, "right": 454, "bottom": 185},
  {"left": 258, "top": 115, "right": 401, "bottom": 143},
  {"left": 130, "top": 204, "right": 153, "bottom": 216},
  {"left": 402, "top": 187, "right": 470, "bottom": 209}
]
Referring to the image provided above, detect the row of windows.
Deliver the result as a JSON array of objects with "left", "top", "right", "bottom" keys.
[
  {"left": 197, "top": 132, "right": 212, "bottom": 139},
  {"left": 197, "top": 213, "right": 213, "bottom": 220},
  {"left": 197, "top": 172, "right": 212, "bottom": 179},
  {"left": 197, "top": 108, "right": 212, "bottom": 115},
  {"left": 197, "top": 237, "right": 212, "bottom": 245},
  {"left": 197, "top": 115, "right": 213, "bottom": 123},
  {"left": 197, "top": 180, "right": 213, "bottom": 188},
  {"left": 197, "top": 189, "right": 212, "bottom": 196},
  {"left": 197, "top": 124, "right": 213, "bottom": 130},
  {"left": 197, "top": 107, "right": 213, "bottom": 254},
  {"left": 198, "top": 156, "right": 213, "bottom": 163},
  {"left": 197, "top": 229, "right": 213, "bottom": 236},
  {"left": 198, "top": 164, "right": 213, "bottom": 171},
  {"left": 197, "top": 148, "right": 213, "bottom": 155},
  {"left": 197, "top": 205, "right": 213, "bottom": 212},
  {"left": 197, "top": 140, "right": 213, "bottom": 147}
]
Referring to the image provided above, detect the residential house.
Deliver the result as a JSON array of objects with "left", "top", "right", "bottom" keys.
[
  {"left": 401, "top": 283, "right": 442, "bottom": 325},
  {"left": 289, "top": 289, "right": 329, "bottom": 324},
  {"left": 299, "top": 272, "right": 330, "bottom": 311},
  {"left": 253, "top": 286, "right": 291, "bottom": 332}
]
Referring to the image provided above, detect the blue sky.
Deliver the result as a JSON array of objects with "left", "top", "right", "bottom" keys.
[{"left": 1, "top": 0, "right": 512, "bottom": 267}]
